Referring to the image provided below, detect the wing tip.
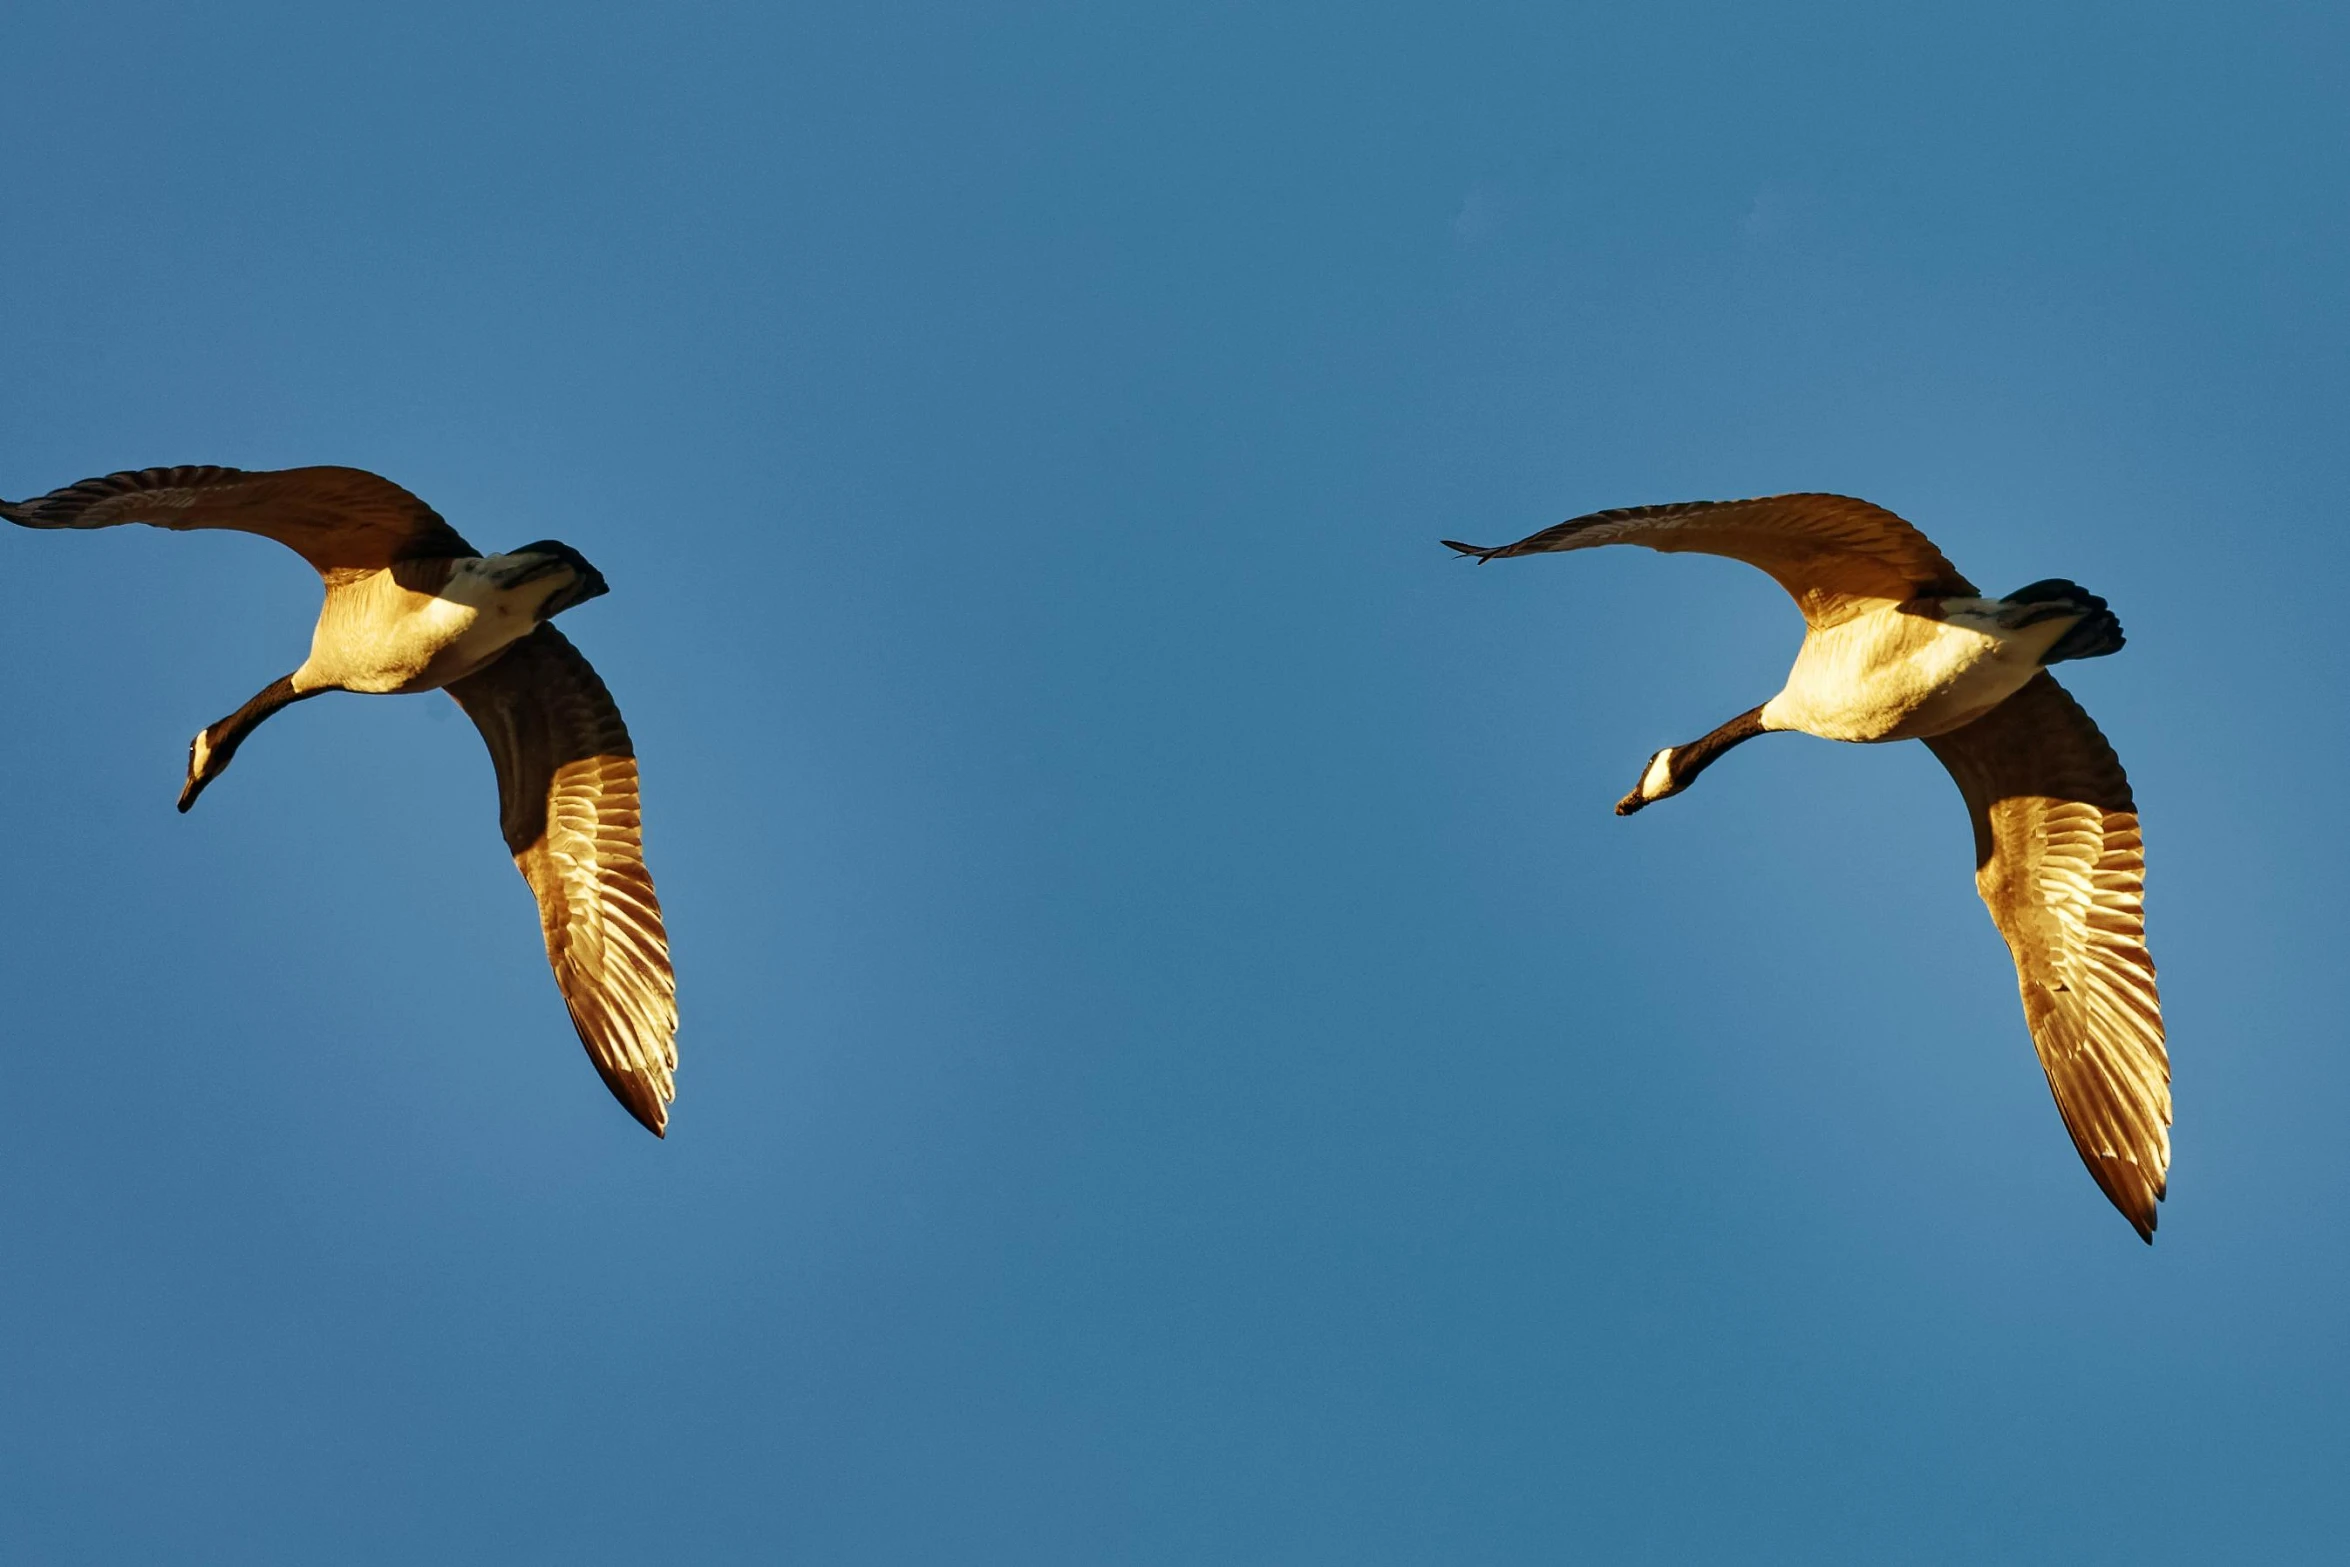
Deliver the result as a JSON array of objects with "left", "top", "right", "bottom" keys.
[
  {"left": 586, "top": 1052, "right": 673, "bottom": 1139},
  {"left": 2101, "top": 1166, "right": 2162, "bottom": 1245},
  {"left": 619, "top": 1072, "right": 672, "bottom": 1138},
  {"left": 620, "top": 1084, "right": 671, "bottom": 1138},
  {"left": 1441, "top": 538, "right": 1497, "bottom": 562}
]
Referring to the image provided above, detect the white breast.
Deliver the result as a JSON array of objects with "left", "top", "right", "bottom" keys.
[
  {"left": 295, "top": 557, "right": 558, "bottom": 695},
  {"left": 1759, "top": 599, "right": 2079, "bottom": 743}
]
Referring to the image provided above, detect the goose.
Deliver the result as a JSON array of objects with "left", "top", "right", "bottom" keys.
[
  {"left": 2, "top": 464, "right": 678, "bottom": 1135},
  {"left": 1444, "top": 494, "right": 2168, "bottom": 1240}
]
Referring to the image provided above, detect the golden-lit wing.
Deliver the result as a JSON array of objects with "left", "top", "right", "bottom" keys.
[
  {"left": 448, "top": 626, "right": 677, "bottom": 1135},
  {"left": 1, "top": 464, "right": 476, "bottom": 577},
  {"left": 1443, "top": 493, "right": 1977, "bottom": 629},
  {"left": 1924, "top": 672, "right": 2168, "bottom": 1240}
]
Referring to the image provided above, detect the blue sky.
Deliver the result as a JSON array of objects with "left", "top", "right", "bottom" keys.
[{"left": 2, "top": 1, "right": 2346, "bottom": 1559}]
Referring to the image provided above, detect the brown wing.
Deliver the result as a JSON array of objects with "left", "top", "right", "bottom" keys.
[
  {"left": 1, "top": 464, "right": 476, "bottom": 577},
  {"left": 1924, "top": 672, "right": 2168, "bottom": 1240},
  {"left": 448, "top": 626, "right": 677, "bottom": 1135},
  {"left": 1443, "top": 493, "right": 1978, "bottom": 629}
]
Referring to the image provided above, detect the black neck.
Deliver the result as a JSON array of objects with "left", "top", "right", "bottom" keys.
[
  {"left": 211, "top": 675, "right": 311, "bottom": 761},
  {"left": 1672, "top": 705, "right": 1769, "bottom": 789}
]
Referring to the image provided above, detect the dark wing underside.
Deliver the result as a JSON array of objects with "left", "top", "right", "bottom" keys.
[
  {"left": 1443, "top": 493, "right": 1978, "bottom": 630},
  {"left": 448, "top": 626, "right": 678, "bottom": 1134},
  {"left": 1924, "top": 672, "right": 2169, "bottom": 1240},
  {"left": 2, "top": 464, "right": 476, "bottom": 576}
]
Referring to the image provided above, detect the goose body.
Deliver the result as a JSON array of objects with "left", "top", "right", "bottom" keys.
[
  {"left": 1756, "top": 594, "right": 2091, "bottom": 742},
  {"left": 291, "top": 550, "right": 598, "bottom": 695},
  {"left": 4, "top": 464, "right": 678, "bottom": 1135},
  {"left": 1446, "top": 494, "right": 2166, "bottom": 1240}
]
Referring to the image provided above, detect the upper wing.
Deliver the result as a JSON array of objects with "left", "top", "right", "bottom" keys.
[
  {"left": 1923, "top": 672, "right": 2169, "bottom": 1240},
  {"left": 1443, "top": 493, "right": 1977, "bottom": 630},
  {"left": 448, "top": 626, "right": 678, "bottom": 1135},
  {"left": 1, "top": 464, "right": 476, "bottom": 577}
]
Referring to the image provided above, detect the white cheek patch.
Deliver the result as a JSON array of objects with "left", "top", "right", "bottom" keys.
[{"left": 1640, "top": 748, "right": 1675, "bottom": 800}]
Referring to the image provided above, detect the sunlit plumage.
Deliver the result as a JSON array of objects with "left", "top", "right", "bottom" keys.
[
  {"left": 3, "top": 464, "right": 678, "bottom": 1134},
  {"left": 1447, "top": 494, "right": 2167, "bottom": 1239}
]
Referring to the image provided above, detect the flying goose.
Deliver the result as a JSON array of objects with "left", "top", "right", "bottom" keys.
[
  {"left": 2, "top": 464, "right": 678, "bottom": 1135},
  {"left": 1445, "top": 494, "right": 2168, "bottom": 1239}
]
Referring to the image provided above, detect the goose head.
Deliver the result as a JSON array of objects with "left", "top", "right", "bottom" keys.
[
  {"left": 178, "top": 722, "right": 231, "bottom": 813},
  {"left": 1614, "top": 746, "right": 1684, "bottom": 816}
]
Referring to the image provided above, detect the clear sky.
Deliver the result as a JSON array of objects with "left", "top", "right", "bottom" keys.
[{"left": 2, "top": 1, "right": 2345, "bottom": 1560}]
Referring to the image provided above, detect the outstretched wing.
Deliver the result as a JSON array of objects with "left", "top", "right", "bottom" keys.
[
  {"left": 2, "top": 464, "right": 475, "bottom": 577},
  {"left": 1924, "top": 672, "right": 2168, "bottom": 1240},
  {"left": 448, "top": 626, "right": 678, "bottom": 1135},
  {"left": 1443, "top": 493, "right": 1977, "bottom": 630}
]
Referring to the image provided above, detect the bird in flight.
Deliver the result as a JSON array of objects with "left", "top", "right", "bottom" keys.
[
  {"left": 1446, "top": 494, "right": 2168, "bottom": 1240},
  {"left": 3, "top": 464, "right": 678, "bottom": 1135}
]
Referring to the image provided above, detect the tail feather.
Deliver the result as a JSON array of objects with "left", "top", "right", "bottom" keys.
[
  {"left": 2006, "top": 579, "right": 2125, "bottom": 664},
  {"left": 2005, "top": 577, "right": 2100, "bottom": 608},
  {"left": 2046, "top": 608, "right": 2125, "bottom": 663},
  {"left": 509, "top": 539, "right": 610, "bottom": 616}
]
